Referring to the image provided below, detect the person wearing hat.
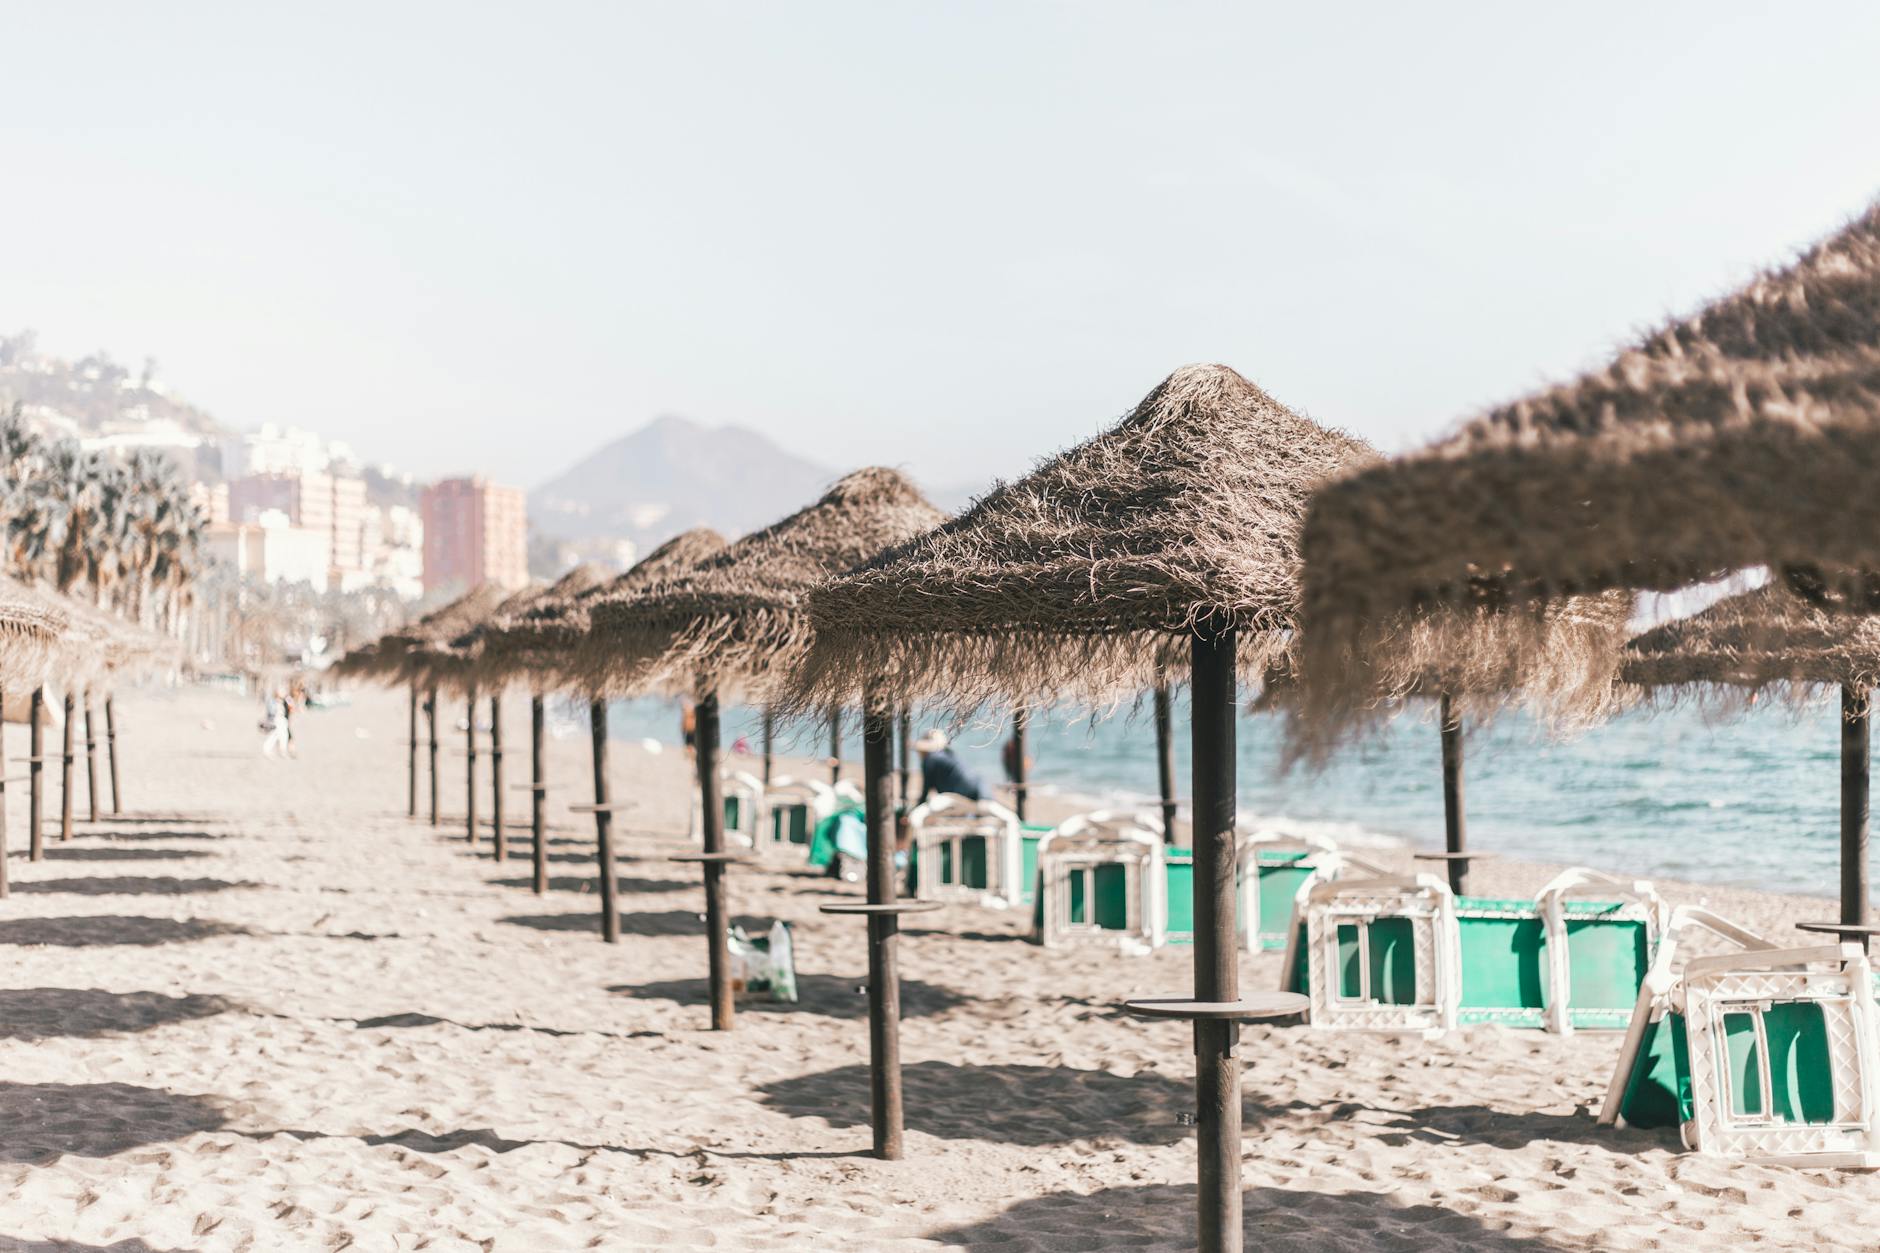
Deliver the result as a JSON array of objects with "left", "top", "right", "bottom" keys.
[{"left": 914, "top": 729, "right": 984, "bottom": 804}]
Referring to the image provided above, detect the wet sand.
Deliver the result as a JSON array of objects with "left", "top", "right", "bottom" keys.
[{"left": 0, "top": 683, "right": 1871, "bottom": 1251}]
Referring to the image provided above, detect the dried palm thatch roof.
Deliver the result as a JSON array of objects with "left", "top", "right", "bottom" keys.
[
  {"left": 1621, "top": 583, "right": 1880, "bottom": 711},
  {"left": 1295, "top": 199, "right": 1880, "bottom": 740},
  {"left": 407, "top": 579, "right": 549, "bottom": 693},
  {"left": 583, "top": 469, "right": 946, "bottom": 700},
  {"left": 790, "top": 366, "right": 1373, "bottom": 715},
  {"left": 333, "top": 585, "right": 510, "bottom": 689},
  {"left": 482, "top": 530, "right": 727, "bottom": 691},
  {"left": 447, "top": 562, "right": 611, "bottom": 687},
  {"left": 0, "top": 577, "right": 67, "bottom": 686}
]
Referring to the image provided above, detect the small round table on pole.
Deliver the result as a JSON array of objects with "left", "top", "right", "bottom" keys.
[
  {"left": 819, "top": 897, "right": 943, "bottom": 1159},
  {"left": 1796, "top": 921, "right": 1880, "bottom": 954},
  {"left": 568, "top": 800, "right": 637, "bottom": 944},
  {"left": 1413, "top": 850, "right": 1493, "bottom": 894}
]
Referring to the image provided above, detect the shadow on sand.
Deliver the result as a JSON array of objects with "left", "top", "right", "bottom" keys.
[
  {"left": 759, "top": 1061, "right": 1233, "bottom": 1147},
  {"left": 70, "top": 830, "right": 224, "bottom": 843},
  {"left": 487, "top": 875, "right": 692, "bottom": 895},
  {"left": 616, "top": 973, "right": 970, "bottom": 1021},
  {"left": 0, "top": 1237, "right": 186, "bottom": 1252},
  {"left": 8, "top": 877, "right": 255, "bottom": 897},
  {"left": 38, "top": 847, "right": 211, "bottom": 864},
  {"left": 0, "top": 916, "right": 249, "bottom": 947},
  {"left": 499, "top": 909, "right": 737, "bottom": 938},
  {"left": 0, "top": 989, "right": 238, "bottom": 1041},
  {"left": 927, "top": 1183, "right": 1577, "bottom": 1250},
  {"left": 0, "top": 1081, "right": 227, "bottom": 1165}
]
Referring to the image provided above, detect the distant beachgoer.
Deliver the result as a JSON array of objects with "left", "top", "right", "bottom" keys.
[
  {"left": 679, "top": 698, "right": 697, "bottom": 756},
  {"left": 731, "top": 735, "right": 752, "bottom": 756},
  {"left": 260, "top": 689, "right": 290, "bottom": 758},
  {"left": 1001, "top": 733, "right": 1031, "bottom": 784},
  {"left": 915, "top": 729, "right": 982, "bottom": 803}
]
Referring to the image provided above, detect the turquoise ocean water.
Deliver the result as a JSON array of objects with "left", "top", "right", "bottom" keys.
[{"left": 592, "top": 694, "right": 1849, "bottom": 898}]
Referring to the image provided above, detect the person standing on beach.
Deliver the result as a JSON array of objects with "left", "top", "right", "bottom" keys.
[
  {"left": 260, "top": 688, "right": 290, "bottom": 759},
  {"left": 914, "top": 729, "right": 983, "bottom": 803}
]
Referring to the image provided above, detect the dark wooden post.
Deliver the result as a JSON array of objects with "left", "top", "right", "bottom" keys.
[
  {"left": 696, "top": 690, "right": 733, "bottom": 1030},
  {"left": 0, "top": 684, "right": 8, "bottom": 897},
  {"left": 1440, "top": 694, "right": 1467, "bottom": 895},
  {"left": 590, "top": 698, "right": 619, "bottom": 944},
  {"left": 426, "top": 686, "right": 440, "bottom": 827},
  {"left": 83, "top": 698, "right": 99, "bottom": 824},
  {"left": 862, "top": 699, "right": 905, "bottom": 1158},
  {"left": 28, "top": 687, "right": 44, "bottom": 861},
  {"left": 1844, "top": 684, "right": 1871, "bottom": 951},
  {"left": 1010, "top": 709, "right": 1029, "bottom": 822},
  {"left": 464, "top": 689, "right": 479, "bottom": 843},
  {"left": 490, "top": 693, "right": 506, "bottom": 861},
  {"left": 530, "top": 693, "right": 547, "bottom": 895},
  {"left": 897, "top": 708, "right": 912, "bottom": 809},
  {"left": 104, "top": 696, "right": 121, "bottom": 816},
  {"left": 1189, "top": 628, "right": 1243, "bottom": 1253},
  {"left": 407, "top": 685, "right": 419, "bottom": 818},
  {"left": 1154, "top": 682, "right": 1179, "bottom": 842},
  {"left": 761, "top": 710, "right": 774, "bottom": 786},
  {"left": 59, "top": 690, "right": 75, "bottom": 843},
  {"left": 829, "top": 711, "right": 842, "bottom": 785}
]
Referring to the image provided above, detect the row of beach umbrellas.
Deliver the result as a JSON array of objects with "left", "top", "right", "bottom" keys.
[{"left": 337, "top": 196, "right": 1880, "bottom": 1253}]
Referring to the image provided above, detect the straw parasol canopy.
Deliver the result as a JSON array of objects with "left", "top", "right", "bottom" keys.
[
  {"left": 481, "top": 529, "right": 728, "bottom": 692},
  {"left": 334, "top": 584, "right": 510, "bottom": 690},
  {"left": 793, "top": 365, "right": 1379, "bottom": 715},
  {"left": 0, "top": 577, "right": 67, "bottom": 685},
  {"left": 1296, "top": 200, "right": 1880, "bottom": 737},
  {"left": 583, "top": 468, "right": 946, "bottom": 701},
  {"left": 446, "top": 562, "right": 611, "bottom": 689},
  {"left": 1621, "top": 582, "right": 1880, "bottom": 708}
]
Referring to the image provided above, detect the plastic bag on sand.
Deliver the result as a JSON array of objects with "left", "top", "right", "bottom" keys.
[{"left": 729, "top": 920, "right": 798, "bottom": 1003}]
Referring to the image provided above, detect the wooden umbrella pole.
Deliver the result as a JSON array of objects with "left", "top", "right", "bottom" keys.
[
  {"left": 761, "top": 710, "right": 774, "bottom": 786},
  {"left": 406, "top": 685, "right": 419, "bottom": 818},
  {"left": 1440, "top": 694, "right": 1468, "bottom": 895},
  {"left": 465, "top": 689, "right": 479, "bottom": 843},
  {"left": 531, "top": 694, "right": 547, "bottom": 895},
  {"left": 1154, "top": 683, "right": 1179, "bottom": 842},
  {"left": 28, "top": 687, "right": 43, "bottom": 860},
  {"left": 105, "top": 695, "right": 121, "bottom": 816},
  {"left": 829, "top": 711, "right": 842, "bottom": 785},
  {"left": 862, "top": 697, "right": 905, "bottom": 1159},
  {"left": 897, "top": 707, "right": 911, "bottom": 810},
  {"left": 426, "top": 686, "right": 440, "bottom": 827},
  {"left": 490, "top": 693, "right": 506, "bottom": 862},
  {"left": 1191, "top": 627, "right": 1242, "bottom": 1253},
  {"left": 0, "top": 683, "right": 8, "bottom": 897},
  {"left": 59, "top": 690, "right": 75, "bottom": 843},
  {"left": 83, "top": 698, "right": 99, "bottom": 824},
  {"left": 1845, "top": 684, "right": 1871, "bottom": 951},
  {"left": 696, "top": 689, "right": 733, "bottom": 1030},
  {"left": 1010, "top": 708, "right": 1029, "bottom": 822},
  {"left": 590, "top": 698, "right": 619, "bottom": 944}
]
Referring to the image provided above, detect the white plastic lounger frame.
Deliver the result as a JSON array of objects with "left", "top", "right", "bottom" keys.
[
  {"left": 1600, "top": 908, "right": 1880, "bottom": 1166},
  {"left": 1283, "top": 873, "right": 1459, "bottom": 1031},
  {"left": 757, "top": 775, "right": 836, "bottom": 858},
  {"left": 909, "top": 793, "right": 1023, "bottom": 907},
  {"left": 1234, "top": 824, "right": 1342, "bottom": 955},
  {"left": 1534, "top": 868, "right": 1670, "bottom": 1036},
  {"left": 690, "top": 769, "right": 767, "bottom": 849},
  {"left": 1034, "top": 809, "right": 1164, "bottom": 952}
]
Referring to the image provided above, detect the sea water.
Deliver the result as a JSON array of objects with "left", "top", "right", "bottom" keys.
[{"left": 597, "top": 694, "right": 1846, "bottom": 899}]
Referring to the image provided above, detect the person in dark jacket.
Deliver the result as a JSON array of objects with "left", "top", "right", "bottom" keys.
[{"left": 915, "top": 729, "right": 984, "bottom": 803}]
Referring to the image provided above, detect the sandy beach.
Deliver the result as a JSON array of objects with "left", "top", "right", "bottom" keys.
[{"left": 0, "top": 681, "right": 1873, "bottom": 1252}]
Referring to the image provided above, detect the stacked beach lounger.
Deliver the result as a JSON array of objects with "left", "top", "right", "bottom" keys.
[{"left": 1280, "top": 868, "right": 1668, "bottom": 1036}]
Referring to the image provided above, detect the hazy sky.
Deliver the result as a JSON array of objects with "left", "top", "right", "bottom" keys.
[{"left": 5, "top": 3, "right": 1880, "bottom": 495}]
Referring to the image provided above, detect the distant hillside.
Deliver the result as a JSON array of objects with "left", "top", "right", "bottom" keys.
[
  {"left": 0, "top": 331, "right": 224, "bottom": 438},
  {"left": 529, "top": 416, "right": 843, "bottom": 550}
]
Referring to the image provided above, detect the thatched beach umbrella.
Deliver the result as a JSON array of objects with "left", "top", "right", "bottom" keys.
[
  {"left": 0, "top": 580, "right": 66, "bottom": 899},
  {"left": 795, "top": 366, "right": 1365, "bottom": 1233},
  {"left": 1623, "top": 583, "right": 1880, "bottom": 945},
  {"left": 1295, "top": 199, "right": 1880, "bottom": 744},
  {"left": 394, "top": 584, "right": 516, "bottom": 845},
  {"left": 480, "top": 530, "right": 727, "bottom": 929},
  {"left": 586, "top": 468, "right": 946, "bottom": 1044},
  {"left": 448, "top": 564, "right": 611, "bottom": 866}
]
